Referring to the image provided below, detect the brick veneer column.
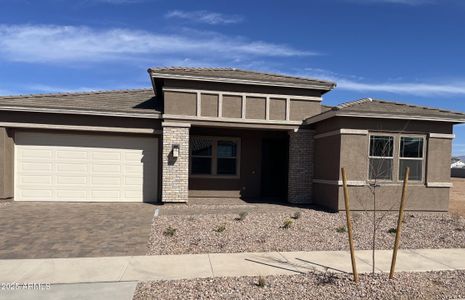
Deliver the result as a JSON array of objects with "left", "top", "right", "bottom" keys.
[
  {"left": 288, "top": 128, "right": 314, "bottom": 204},
  {"left": 162, "top": 122, "right": 190, "bottom": 203}
]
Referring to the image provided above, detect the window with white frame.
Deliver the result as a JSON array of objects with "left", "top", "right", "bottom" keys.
[
  {"left": 399, "top": 136, "right": 424, "bottom": 181},
  {"left": 369, "top": 135, "right": 394, "bottom": 180},
  {"left": 190, "top": 136, "right": 239, "bottom": 177}
]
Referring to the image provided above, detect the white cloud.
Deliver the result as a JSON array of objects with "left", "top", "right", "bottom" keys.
[
  {"left": 337, "top": 79, "right": 465, "bottom": 96},
  {"left": 165, "top": 10, "right": 244, "bottom": 25},
  {"left": 0, "top": 24, "right": 314, "bottom": 64},
  {"left": 299, "top": 68, "right": 465, "bottom": 96}
]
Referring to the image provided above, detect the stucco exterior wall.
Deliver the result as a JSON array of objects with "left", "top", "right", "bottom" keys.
[
  {"left": 164, "top": 91, "right": 197, "bottom": 116},
  {"left": 310, "top": 117, "right": 454, "bottom": 211},
  {"left": 0, "top": 128, "right": 14, "bottom": 199}
]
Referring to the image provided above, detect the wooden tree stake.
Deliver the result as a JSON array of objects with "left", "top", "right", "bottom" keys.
[
  {"left": 389, "top": 167, "right": 410, "bottom": 279},
  {"left": 341, "top": 168, "right": 359, "bottom": 283}
]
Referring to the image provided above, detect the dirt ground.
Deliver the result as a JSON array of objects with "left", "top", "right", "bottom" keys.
[{"left": 450, "top": 178, "right": 465, "bottom": 216}]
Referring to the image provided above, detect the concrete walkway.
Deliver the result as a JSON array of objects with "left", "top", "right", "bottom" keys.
[{"left": 1, "top": 248, "right": 464, "bottom": 285}]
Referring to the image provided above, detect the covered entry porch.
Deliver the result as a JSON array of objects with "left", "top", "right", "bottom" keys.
[
  {"left": 161, "top": 122, "right": 314, "bottom": 204},
  {"left": 188, "top": 127, "right": 289, "bottom": 202}
]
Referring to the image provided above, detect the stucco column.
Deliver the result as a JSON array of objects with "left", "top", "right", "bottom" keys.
[
  {"left": 288, "top": 128, "right": 314, "bottom": 204},
  {"left": 0, "top": 127, "right": 14, "bottom": 200},
  {"left": 162, "top": 122, "right": 190, "bottom": 203}
]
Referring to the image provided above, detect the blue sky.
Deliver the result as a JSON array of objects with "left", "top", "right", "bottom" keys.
[{"left": 1, "top": 0, "right": 465, "bottom": 155}]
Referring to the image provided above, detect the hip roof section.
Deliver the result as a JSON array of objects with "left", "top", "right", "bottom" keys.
[
  {"left": 0, "top": 89, "right": 162, "bottom": 118},
  {"left": 148, "top": 67, "right": 336, "bottom": 92},
  {"left": 305, "top": 98, "right": 465, "bottom": 124}
]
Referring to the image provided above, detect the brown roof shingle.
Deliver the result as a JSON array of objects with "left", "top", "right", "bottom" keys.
[
  {"left": 0, "top": 89, "right": 161, "bottom": 118},
  {"left": 306, "top": 98, "right": 465, "bottom": 124},
  {"left": 148, "top": 67, "right": 336, "bottom": 91}
]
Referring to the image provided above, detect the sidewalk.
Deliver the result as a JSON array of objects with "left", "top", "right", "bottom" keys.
[{"left": 1, "top": 248, "right": 464, "bottom": 285}]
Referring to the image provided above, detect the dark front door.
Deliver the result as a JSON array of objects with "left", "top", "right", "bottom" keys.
[{"left": 260, "top": 137, "right": 289, "bottom": 200}]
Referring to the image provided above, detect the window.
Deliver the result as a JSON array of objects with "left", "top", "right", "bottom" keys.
[
  {"left": 369, "top": 135, "right": 394, "bottom": 180},
  {"left": 191, "top": 138, "right": 213, "bottom": 175},
  {"left": 190, "top": 136, "right": 240, "bottom": 177},
  {"left": 399, "top": 137, "right": 424, "bottom": 181},
  {"left": 217, "top": 141, "right": 237, "bottom": 175}
]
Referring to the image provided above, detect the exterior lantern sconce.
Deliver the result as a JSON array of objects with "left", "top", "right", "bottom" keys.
[{"left": 172, "top": 144, "right": 180, "bottom": 158}]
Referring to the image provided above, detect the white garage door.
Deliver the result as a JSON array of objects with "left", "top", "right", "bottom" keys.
[{"left": 15, "top": 131, "right": 158, "bottom": 202}]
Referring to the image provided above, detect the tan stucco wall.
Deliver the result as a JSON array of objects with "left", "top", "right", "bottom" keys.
[
  {"left": 222, "top": 95, "right": 242, "bottom": 118},
  {"left": 427, "top": 137, "right": 452, "bottom": 183},
  {"left": 0, "top": 111, "right": 162, "bottom": 132},
  {"left": 164, "top": 91, "right": 197, "bottom": 116},
  {"left": 164, "top": 79, "right": 324, "bottom": 97},
  {"left": 246, "top": 96, "right": 266, "bottom": 120},
  {"left": 313, "top": 134, "right": 341, "bottom": 180},
  {"left": 336, "top": 185, "right": 450, "bottom": 211},
  {"left": 0, "top": 128, "right": 14, "bottom": 199},
  {"left": 201, "top": 94, "right": 219, "bottom": 117},
  {"left": 270, "top": 98, "right": 286, "bottom": 120},
  {"left": 313, "top": 117, "right": 453, "bottom": 135},
  {"left": 340, "top": 134, "right": 369, "bottom": 181},
  {"left": 290, "top": 100, "right": 321, "bottom": 121},
  {"left": 311, "top": 117, "right": 454, "bottom": 211}
]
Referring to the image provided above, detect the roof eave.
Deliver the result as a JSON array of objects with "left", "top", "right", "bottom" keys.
[
  {"left": 148, "top": 71, "right": 336, "bottom": 91},
  {"left": 0, "top": 105, "right": 162, "bottom": 119},
  {"left": 304, "top": 110, "right": 465, "bottom": 125}
]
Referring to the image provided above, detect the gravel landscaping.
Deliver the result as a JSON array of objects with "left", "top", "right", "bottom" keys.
[
  {"left": 133, "top": 270, "right": 465, "bottom": 300},
  {"left": 148, "top": 210, "right": 465, "bottom": 255}
]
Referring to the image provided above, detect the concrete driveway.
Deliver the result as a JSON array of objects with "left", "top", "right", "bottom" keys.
[{"left": 0, "top": 202, "right": 156, "bottom": 259}]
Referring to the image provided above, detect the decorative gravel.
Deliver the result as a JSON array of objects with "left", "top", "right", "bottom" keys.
[
  {"left": 133, "top": 270, "right": 465, "bottom": 300},
  {"left": 148, "top": 210, "right": 465, "bottom": 255}
]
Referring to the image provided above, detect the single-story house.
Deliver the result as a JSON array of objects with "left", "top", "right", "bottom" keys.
[{"left": 0, "top": 67, "right": 464, "bottom": 211}]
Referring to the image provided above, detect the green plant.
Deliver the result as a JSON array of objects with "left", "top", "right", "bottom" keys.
[
  {"left": 235, "top": 211, "right": 248, "bottom": 221},
  {"left": 336, "top": 225, "right": 347, "bottom": 233},
  {"left": 214, "top": 224, "right": 226, "bottom": 233},
  {"left": 291, "top": 211, "right": 302, "bottom": 220},
  {"left": 163, "top": 226, "right": 176, "bottom": 237},
  {"left": 387, "top": 228, "right": 397, "bottom": 234},
  {"left": 256, "top": 276, "right": 266, "bottom": 288},
  {"left": 281, "top": 219, "right": 293, "bottom": 229}
]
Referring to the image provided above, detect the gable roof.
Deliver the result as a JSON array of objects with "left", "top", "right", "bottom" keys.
[
  {"left": 148, "top": 67, "right": 336, "bottom": 91},
  {"left": 305, "top": 98, "right": 465, "bottom": 124},
  {"left": 0, "top": 89, "right": 161, "bottom": 119}
]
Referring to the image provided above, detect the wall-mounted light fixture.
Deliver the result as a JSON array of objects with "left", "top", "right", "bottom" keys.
[{"left": 172, "top": 144, "right": 180, "bottom": 158}]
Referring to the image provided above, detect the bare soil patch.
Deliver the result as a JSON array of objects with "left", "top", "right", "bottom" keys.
[
  {"left": 134, "top": 270, "right": 465, "bottom": 300},
  {"left": 450, "top": 178, "right": 465, "bottom": 217}
]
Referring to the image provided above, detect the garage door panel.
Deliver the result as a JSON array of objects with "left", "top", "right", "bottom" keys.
[
  {"left": 56, "top": 150, "right": 89, "bottom": 160},
  {"left": 15, "top": 131, "right": 159, "bottom": 202},
  {"left": 19, "top": 175, "right": 53, "bottom": 185},
  {"left": 20, "top": 162, "right": 53, "bottom": 172},
  {"left": 57, "top": 176, "right": 88, "bottom": 185}
]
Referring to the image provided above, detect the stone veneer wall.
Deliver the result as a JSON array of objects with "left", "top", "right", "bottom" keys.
[
  {"left": 288, "top": 128, "right": 314, "bottom": 204},
  {"left": 162, "top": 122, "right": 190, "bottom": 202}
]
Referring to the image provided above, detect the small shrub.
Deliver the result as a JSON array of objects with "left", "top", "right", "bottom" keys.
[
  {"left": 163, "top": 226, "right": 176, "bottom": 237},
  {"left": 336, "top": 225, "right": 347, "bottom": 233},
  {"left": 214, "top": 224, "right": 226, "bottom": 233},
  {"left": 281, "top": 219, "right": 293, "bottom": 229},
  {"left": 291, "top": 211, "right": 302, "bottom": 220},
  {"left": 235, "top": 211, "right": 248, "bottom": 221},
  {"left": 388, "top": 228, "right": 397, "bottom": 234},
  {"left": 316, "top": 270, "right": 337, "bottom": 285},
  {"left": 256, "top": 276, "right": 266, "bottom": 288}
]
